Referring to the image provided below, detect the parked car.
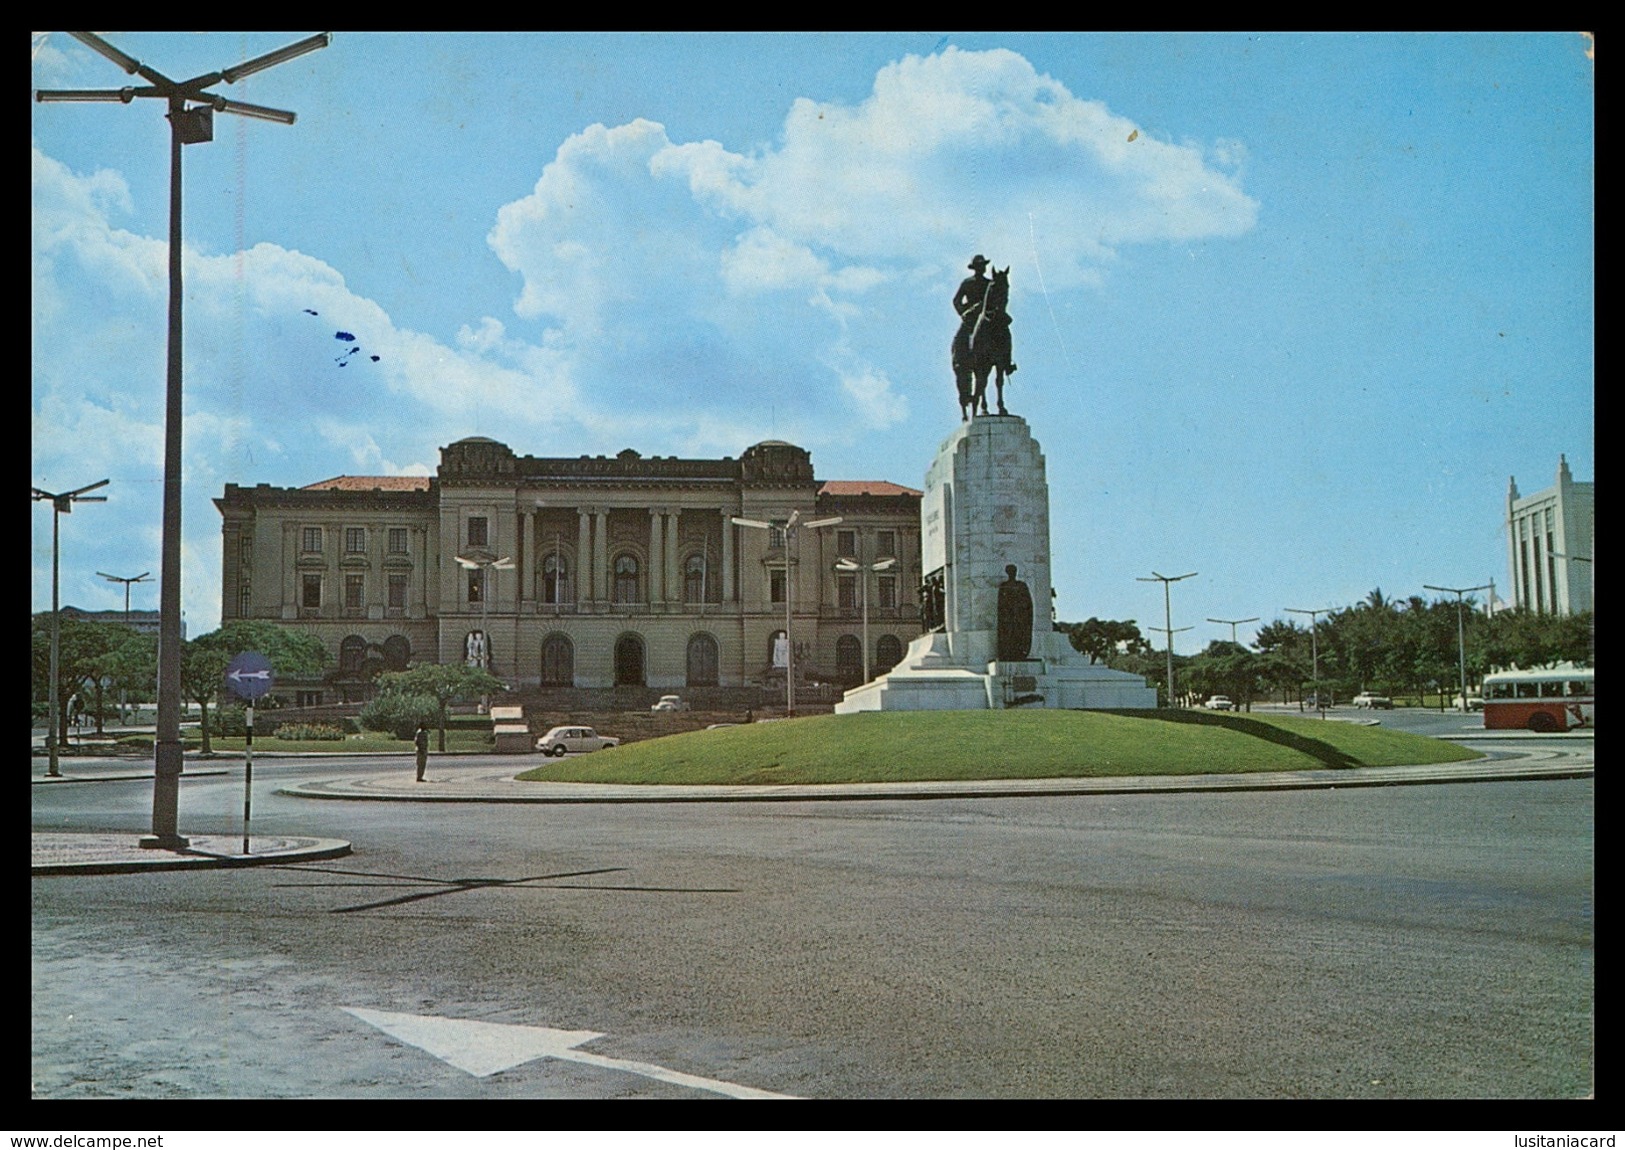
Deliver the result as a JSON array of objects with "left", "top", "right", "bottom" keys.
[
  {"left": 1352, "top": 692, "right": 1394, "bottom": 710},
  {"left": 1203, "top": 695, "right": 1234, "bottom": 711},
  {"left": 1464, "top": 694, "right": 1485, "bottom": 712},
  {"left": 650, "top": 695, "right": 690, "bottom": 713},
  {"left": 1305, "top": 694, "right": 1333, "bottom": 708},
  {"left": 535, "top": 726, "right": 620, "bottom": 757}
]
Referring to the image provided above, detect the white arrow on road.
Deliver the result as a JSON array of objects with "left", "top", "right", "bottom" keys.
[{"left": 342, "top": 1007, "right": 799, "bottom": 1099}]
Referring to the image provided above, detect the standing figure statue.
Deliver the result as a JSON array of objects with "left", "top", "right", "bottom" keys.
[
  {"left": 951, "top": 254, "right": 1018, "bottom": 421},
  {"left": 996, "top": 564, "right": 1034, "bottom": 662}
]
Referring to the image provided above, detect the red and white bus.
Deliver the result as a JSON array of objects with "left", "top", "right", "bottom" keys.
[{"left": 1481, "top": 667, "right": 1594, "bottom": 732}]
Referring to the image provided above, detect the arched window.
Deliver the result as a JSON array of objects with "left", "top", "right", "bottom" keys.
[
  {"left": 541, "top": 634, "right": 574, "bottom": 687},
  {"left": 687, "top": 633, "right": 719, "bottom": 686},
  {"left": 835, "top": 634, "right": 863, "bottom": 684},
  {"left": 876, "top": 634, "right": 904, "bottom": 675},
  {"left": 615, "top": 634, "right": 645, "bottom": 686},
  {"left": 339, "top": 634, "right": 367, "bottom": 675},
  {"left": 382, "top": 635, "right": 411, "bottom": 670},
  {"left": 613, "top": 554, "right": 639, "bottom": 604},
  {"left": 542, "top": 553, "right": 570, "bottom": 604},
  {"left": 684, "top": 553, "right": 707, "bottom": 603},
  {"left": 465, "top": 630, "right": 488, "bottom": 669}
]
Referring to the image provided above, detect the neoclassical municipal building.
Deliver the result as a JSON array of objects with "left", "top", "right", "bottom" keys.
[{"left": 216, "top": 437, "right": 923, "bottom": 703}]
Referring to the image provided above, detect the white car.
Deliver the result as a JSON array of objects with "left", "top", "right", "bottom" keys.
[
  {"left": 1352, "top": 692, "right": 1394, "bottom": 710},
  {"left": 535, "top": 726, "right": 620, "bottom": 757},
  {"left": 650, "top": 695, "right": 689, "bottom": 713},
  {"left": 1203, "top": 695, "right": 1234, "bottom": 711}
]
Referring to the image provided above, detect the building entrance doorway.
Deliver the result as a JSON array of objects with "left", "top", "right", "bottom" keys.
[{"left": 614, "top": 634, "right": 646, "bottom": 686}]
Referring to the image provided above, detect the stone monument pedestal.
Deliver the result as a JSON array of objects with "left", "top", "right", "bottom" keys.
[{"left": 836, "top": 415, "right": 1156, "bottom": 714}]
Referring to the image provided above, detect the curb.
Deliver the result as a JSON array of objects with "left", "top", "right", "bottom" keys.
[{"left": 31, "top": 834, "right": 353, "bottom": 876}]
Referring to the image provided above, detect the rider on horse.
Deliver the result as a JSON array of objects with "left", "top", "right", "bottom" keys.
[{"left": 952, "top": 254, "right": 1016, "bottom": 420}]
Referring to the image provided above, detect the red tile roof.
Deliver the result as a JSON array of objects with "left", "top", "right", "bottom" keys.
[
  {"left": 819, "top": 480, "right": 923, "bottom": 497},
  {"left": 301, "top": 475, "right": 432, "bottom": 492}
]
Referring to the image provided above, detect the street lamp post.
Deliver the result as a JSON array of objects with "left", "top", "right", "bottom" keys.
[
  {"left": 836, "top": 556, "right": 897, "bottom": 684},
  {"left": 1285, "top": 606, "right": 1335, "bottom": 716},
  {"left": 1207, "top": 616, "right": 1259, "bottom": 647},
  {"left": 98, "top": 570, "right": 153, "bottom": 628},
  {"left": 1138, "top": 571, "right": 1196, "bottom": 706},
  {"left": 455, "top": 554, "right": 515, "bottom": 673},
  {"left": 38, "top": 31, "right": 330, "bottom": 849},
  {"left": 733, "top": 510, "right": 842, "bottom": 715},
  {"left": 32, "top": 480, "right": 110, "bottom": 778},
  {"left": 1424, "top": 583, "right": 1492, "bottom": 713}
]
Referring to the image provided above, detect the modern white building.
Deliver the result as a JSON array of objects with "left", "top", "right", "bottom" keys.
[{"left": 1506, "top": 455, "right": 1593, "bottom": 615}]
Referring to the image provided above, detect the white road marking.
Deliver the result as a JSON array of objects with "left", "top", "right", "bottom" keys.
[{"left": 342, "top": 1007, "right": 799, "bottom": 1099}]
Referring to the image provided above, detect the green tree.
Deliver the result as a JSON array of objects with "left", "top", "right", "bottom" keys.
[
  {"left": 31, "top": 615, "right": 132, "bottom": 747},
  {"left": 183, "top": 622, "right": 333, "bottom": 755},
  {"left": 1060, "top": 618, "right": 1152, "bottom": 667},
  {"left": 376, "top": 662, "right": 504, "bottom": 751}
]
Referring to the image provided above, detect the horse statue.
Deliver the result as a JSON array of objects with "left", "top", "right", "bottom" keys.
[{"left": 951, "top": 265, "right": 1017, "bottom": 420}]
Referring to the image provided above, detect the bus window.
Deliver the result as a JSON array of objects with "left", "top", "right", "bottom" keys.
[
  {"left": 1490, "top": 682, "right": 1514, "bottom": 699},
  {"left": 1569, "top": 680, "right": 1592, "bottom": 696},
  {"left": 1540, "top": 680, "right": 1565, "bottom": 698},
  {"left": 1516, "top": 682, "right": 1540, "bottom": 698}
]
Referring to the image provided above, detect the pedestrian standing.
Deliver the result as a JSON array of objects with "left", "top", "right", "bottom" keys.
[{"left": 414, "top": 723, "right": 429, "bottom": 782}]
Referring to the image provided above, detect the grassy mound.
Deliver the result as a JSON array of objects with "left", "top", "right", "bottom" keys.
[{"left": 515, "top": 709, "right": 1482, "bottom": 786}]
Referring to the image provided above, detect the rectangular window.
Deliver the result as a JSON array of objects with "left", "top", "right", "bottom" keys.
[
  {"left": 1568, "top": 680, "right": 1591, "bottom": 697},
  {"left": 345, "top": 527, "right": 366, "bottom": 554},
  {"left": 770, "top": 568, "right": 786, "bottom": 604},
  {"left": 388, "top": 527, "right": 409, "bottom": 554},
  {"left": 468, "top": 569, "right": 484, "bottom": 604},
  {"left": 345, "top": 573, "right": 365, "bottom": 609},
  {"left": 877, "top": 575, "right": 897, "bottom": 609},
  {"left": 468, "top": 516, "right": 489, "bottom": 548},
  {"left": 838, "top": 575, "right": 857, "bottom": 610},
  {"left": 388, "top": 573, "right": 409, "bottom": 609},
  {"left": 238, "top": 586, "right": 252, "bottom": 618},
  {"left": 876, "top": 530, "right": 896, "bottom": 557},
  {"left": 302, "top": 526, "right": 323, "bottom": 554},
  {"left": 837, "top": 530, "right": 856, "bottom": 557},
  {"left": 301, "top": 573, "right": 322, "bottom": 609},
  {"left": 769, "top": 520, "right": 786, "bottom": 549}
]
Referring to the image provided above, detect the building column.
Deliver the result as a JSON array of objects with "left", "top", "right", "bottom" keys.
[
  {"left": 576, "top": 509, "right": 592, "bottom": 606},
  {"left": 649, "top": 508, "right": 665, "bottom": 607},
  {"left": 721, "top": 510, "right": 734, "bottom": 603},
  {"left": 665, "top": 509, "right": 681, "bottom": 606},
  {"left": 594, "top": 508, "right": 610, "bottom": 605}
]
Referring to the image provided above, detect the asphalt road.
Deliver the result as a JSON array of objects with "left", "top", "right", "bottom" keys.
[{"left": 32, "top": 737, "right": 1593, "bottom": 1100}]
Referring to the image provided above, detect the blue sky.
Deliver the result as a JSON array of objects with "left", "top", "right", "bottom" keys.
[{"left": 31, "top": 32, "right": 1593, "bottom": 649}]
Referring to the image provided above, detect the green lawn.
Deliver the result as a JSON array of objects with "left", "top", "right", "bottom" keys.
[{"left": 515, "top": 709, "right": 1482, "bottom": 786}]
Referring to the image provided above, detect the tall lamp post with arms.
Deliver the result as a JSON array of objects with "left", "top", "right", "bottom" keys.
[
  {"left": 1286, "top": 606, "right": 1335, "bottom": 716},
  {"left": 836, "top": 556, "right": 898, "bottom": 685},
  {"left": 32, "top": 479, "right": 109, "bottom": 778},
  {"left": 37, "top": 31, "right": 330, "bottom": 848},
  {"left": 1424, "top": 583, "right": 1492, "bottom": 713},
  {"left": 733, "top": 510, "right": 842, "bottom": 715},
  {"left": 1138, "top": 571, "right": 1196, "bottom": 706}
]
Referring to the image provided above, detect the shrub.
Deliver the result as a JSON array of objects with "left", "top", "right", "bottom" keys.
[
  {"left": 274, "top": 722, "right": 346, "bottom": 741},
  {"left": 209, "top": 705, "right": 279, "bottom": 738},
  {"left": 359, "top": 692, "right": 439, "bottom": 740}
]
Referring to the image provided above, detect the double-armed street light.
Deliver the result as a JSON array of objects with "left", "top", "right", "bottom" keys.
[
  {"left": 1285, "top": 606, "right": 1335, "bottom": 715},
  {"left": 38, "top": 31, "right": 330, "bottom": 848},
  {"left": 733, "top": 510, "right": 842, "bottom": 715},
  {"left": 455, "top": 555, "right": 516, "bottom": 672},
  {"left": 1424, "top": 583, "right": 1492, "bottom": 713},
  {"left": 1207, "top": 616, "right": 1259, "bottom": 647},
  {"left": 1139, "top": 571, "right": 1196, "bottom": 706},
  {"left": 98, "top": 570, "right": 154, "bottom": 627},
  {"left": 33, "top": 479, "right": 110, "bottom": 778},
  {"left": 835, "top": 555, "right": 898, "bottom": 684}
]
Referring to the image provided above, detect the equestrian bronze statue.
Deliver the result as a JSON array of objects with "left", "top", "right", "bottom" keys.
[{"left": 951, "top": 254, "right": 1017, "bottom": 420}]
